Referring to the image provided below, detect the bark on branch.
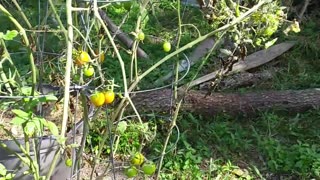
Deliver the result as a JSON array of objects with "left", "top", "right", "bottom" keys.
[
  {"left": 99, "top": 9, "right": 148, "bottom": 59},
  {"left": 132, "top": 88, "right": 320, "bottom": 116}
]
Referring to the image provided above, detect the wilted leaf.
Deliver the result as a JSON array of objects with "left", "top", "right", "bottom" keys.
[
  {"left": 116, "top": 121, "right": 127, "bottom": 134},
  {"left": 264, "top": 38, "right": 278, "bottom": 49},
  {"left": 232, "top": 168, "right": 244, "bottom": 176},
  {"left": 220, "top": 48, "right": 233, "bottom": 56}
]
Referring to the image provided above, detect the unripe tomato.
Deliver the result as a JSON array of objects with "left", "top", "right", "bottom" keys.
[
  {"left": 83, "top": 65, "right": 94, "bottom": 77},
  {"left": 130, "top": 152, "right": 144, "bottom": 166},
  {"left": 125, "top": 166, "right": 138, "bottom": 178},
  {"left": 163, "top": 41, "right": 171, "bottom": 52},
  {"left": 142, "top": 162, "right": 156, "bottom": 175},
  {"left": 137, "top": 32, "right": 145, "bottom": 41},
  {"left": 90, "top": 92, "right": 105, "bottom": 107},
  {"left": 104, "top": 90, "right": 115, "bottom": 104},
  {"left": 65, "top": 158, "right": 72, "bottom": 167}
]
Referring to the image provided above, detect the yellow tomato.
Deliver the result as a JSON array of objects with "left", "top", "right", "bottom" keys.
[
  {"left": 76, "top": 51, "right": 91, "bottom": 66},
  {"left": 104, "top": 90, "right": 115, "bottom": 104},
  {"left": 90, "top": 92, "right": 105, "bottom": 107},
  {"left": 130, "top": 152, "right": 144, "bottom": 166}
]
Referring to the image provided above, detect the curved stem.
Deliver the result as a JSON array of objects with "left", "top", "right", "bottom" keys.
[
  {"left": 60, "top": 0, "right": 74, "bottom": 138},
  {"left": 0, "top": 4, "right": 37, "bottom": 96}
]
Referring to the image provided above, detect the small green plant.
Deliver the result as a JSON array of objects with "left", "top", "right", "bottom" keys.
[{"left": 0, "top": 163, "right": 15, "bottom": 180}]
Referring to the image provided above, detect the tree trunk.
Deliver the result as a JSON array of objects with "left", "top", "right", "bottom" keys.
[{"left": 132, "top": 89, "right": 320, "bottom": 116}]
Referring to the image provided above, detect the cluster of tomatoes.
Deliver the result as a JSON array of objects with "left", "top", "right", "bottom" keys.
[
  {"left": 125, "top": 152, "right": 157, "bottom": 178},
  {"left": 73, "top": 49, "right": 115, "bottom": 106},
  {"left": 90, "top": 90, "right": 115, "bottom": 107},
  {"left": 74, "top": 50, "right": 105, "bottom": 77}
]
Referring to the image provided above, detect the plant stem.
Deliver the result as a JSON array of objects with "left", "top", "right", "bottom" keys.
[
  {"left": 155, "top": 100, "right": 182, "bottom": 180},
  {"left": 174, "top": 0, "right": 182, "bottom": 99},
  {"left": 128, "top": 0, "right": 268, "bottom": 92},
  {"left": 60, "top": 0, "right": 74, "bottom": 138},
  {"left": 11, "top": 0, "right": 33, "bottom": 29},
  {"left": 48, "top": 0, "right": 68, "bottom": 39},
  {"left": 0, "top": 4, "right": 37, "bottom": 96},
  {"left": 45, "top": 148, "right": 62, "bottom": 180},
  {"left": 74, "top": 92, "right": 90, "bottom": 176}
]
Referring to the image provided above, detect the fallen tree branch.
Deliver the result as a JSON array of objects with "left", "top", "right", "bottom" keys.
[
  {"left": 185, "top": 41, "right": 296, "bottom": 88},
  {"left": 132, "top": 88, "right": 320, "bottom": 116},
  {"left": 98, "top": 9, "right": 148, "bottom": 59},
  {"left": 199, "top": 69, "right": 276, "bottom": 90}
]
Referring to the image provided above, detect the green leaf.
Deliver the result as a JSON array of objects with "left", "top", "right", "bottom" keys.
[
  {"left": 3, "top": 30, "right": 18, "bottom": 40},
  {"left": 12, "top": 109, "right": 29, "bottom": 118},
  {"left": 39, "top": 95, "right": 58, "bottom": 102},
  {"left": 38, "top": 118, "right": 48, "bottom": 126},
  {"left": 32, "top": 118, "right": 42, "bottom": 132},
  {"left": 116, "top": 121, "right": 127, "bottom": 134},
  {"left": 5, "top": 173, "right": 15, "bottom": 179},
  {"left": 45, "top": 95, "right": 58, "bottom": 101},
  {"left": 264, "top": 38, "right": 278, "bottom": 49},
  {"left": 0, "top": 163, "right": 7, "bottom": 176},
  {"left": 24, "top": 122, "right": 36, "bottom": 137},
  {"left": 10, "top": 116, "right": 27, "bottom": 126},
  {"left": 47, "top": 121, "right": 59, "bottom": 136}
]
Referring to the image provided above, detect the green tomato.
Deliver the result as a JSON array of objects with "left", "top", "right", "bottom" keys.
[
  {"left": 125, "top": 166, "right": 138, "bottom": 178},
  {"left": 65, "top": 158, "right": 72, "bottom": 167},
  {"left": 163, "top": 41, "right": 171, "bottom": 52},
  {"left": 84, "top": 65, "right": 94, "bottom": 77},
  {"left": 130, "top": 152, "right": 144, "bottom": 166},
  {"left": 142, "top": 162, "right": 156, "bottom": 175},
  {"left": 137, "top": 32, "right": 145, "bottom": 41}
]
